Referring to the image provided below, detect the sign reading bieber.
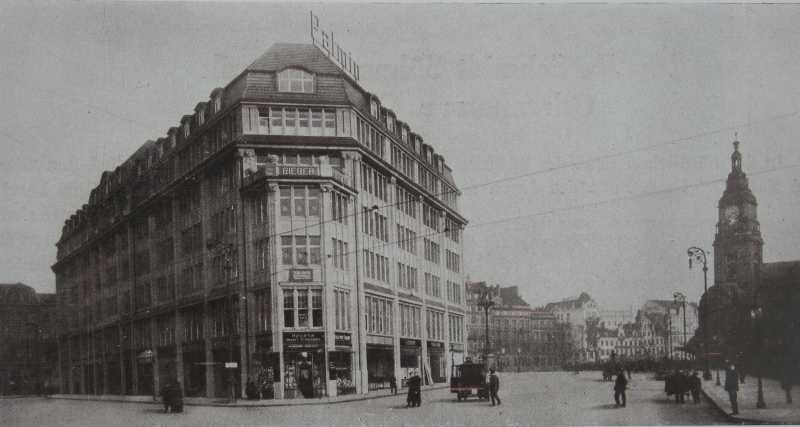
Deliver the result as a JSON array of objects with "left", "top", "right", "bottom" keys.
[{"left": 310, "top": 11, "right": 360, "bottom": 82}]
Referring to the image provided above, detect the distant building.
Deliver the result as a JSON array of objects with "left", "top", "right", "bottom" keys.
[
  {"left": 0, "top": 283, "right": 58, "bottom": 395},
  {"left": 642, "top": 300, "right": 698, "bottom": 360},
  {"left": 465, "top": 282, "right": 565, "bottom": 370},
  {"left": 544, "top": 292, "right": 599, "bottom": 362}
]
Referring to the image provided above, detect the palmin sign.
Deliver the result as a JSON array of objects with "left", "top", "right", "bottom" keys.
[{"left": 310, "top": 11, "right": 360, "bottom": 82}]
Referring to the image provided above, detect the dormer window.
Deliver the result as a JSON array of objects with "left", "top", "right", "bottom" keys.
[
  {"left": 387, "top": 116, "right": 395, "bottom": 132},
  {"left": 370, "top": 99, "right": 378, "bottom": 118},
  {"left": 198, "top": 110, "right": 205, "bottom": 126},
  {"left": 401, "top": 127, "right": 408, "bottom": 143},
  {"left": 278, "top": 68, "right": 314, "bottom": 93},
  {"left": 213, "top": 95, "right": 222, "bottom": 113},
  {"left": 169, "top": 133, "right": 176, "bottom": 148},
  {"left": 183, "top": 122, "right": 190, "bottom": 138}
]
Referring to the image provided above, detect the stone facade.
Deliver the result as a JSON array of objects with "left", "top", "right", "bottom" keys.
[{"left": 52, "top": 43, "right": 467, "bottom": 399}]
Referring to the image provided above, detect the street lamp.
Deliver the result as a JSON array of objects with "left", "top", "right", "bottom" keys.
[
  {"left": 688, "top": 247, "right": 713, "bottom": 380},
  {"left": 476, "top": 286, "right": 496, "bottom": 365},
  {"left": 207, "top": 239, "right": 237, "bottom": 403},
  {"left": 750, "top": 303, "right": 766, "bottom": 409}
]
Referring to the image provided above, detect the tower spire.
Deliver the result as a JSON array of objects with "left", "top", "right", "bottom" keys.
[{"left": 731, "top": 135, "right": 742, "bottom": 172}]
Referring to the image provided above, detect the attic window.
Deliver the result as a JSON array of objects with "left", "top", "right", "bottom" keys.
[
  {"left": 387, "top": 116, "right": 395, "bottom": 132},
  {"left": 198, "top": 110, "right": 205, "bottom": 126},
  {"left": 278, "top": 68, "right": 314, "bottom": 93},
  {"left": 183, "top": 122, "right": 190, "bottom": 138},
  {"left": 370, "top": 100, "right": 378, "bottom": 118},
  {"left": 213, "top": 95, "right": 222, "bottom": 113}
]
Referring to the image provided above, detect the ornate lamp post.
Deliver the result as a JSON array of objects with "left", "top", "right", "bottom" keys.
[
  {"left": 207, "top": 240, "right": 237, "bottom": 403},
  {"left": 750, "top": 303, "right": 766, "bottom": 409},
  {"left": 688, "top": 247, "right": 713, "bottom": 380},
  {"left": 476, "top": 286, "right": 496, "bottom": 365}
]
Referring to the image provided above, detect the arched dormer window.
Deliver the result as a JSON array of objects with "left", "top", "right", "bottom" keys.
[{"left": 278, "top": 68, "right": 314, "bottom": 93}]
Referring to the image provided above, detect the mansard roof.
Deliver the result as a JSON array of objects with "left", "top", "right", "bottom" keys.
[{"left": 247, "top": 43, "right": 344, "bottom": 75}]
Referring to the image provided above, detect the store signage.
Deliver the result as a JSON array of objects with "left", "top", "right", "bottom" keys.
[
  {"left": 401, "top": 339, "right": 421, "bottom": 348},
  {"left": 284, "top": 332, "right": 324, "bottom": 350},
  {"left": 224, "top": 362, "right": 238, "bottom": 369},
  {"left": 427, "top": 341, "right": 444, "bottom": 349},
  {"left": 280, "top": 166, "right": 318, "bottom": 176},
  {"left": 310, "top": 11, "right": 360, "bottom": 82},
  {"left": 290, "top": 269, "right": 313, "bottom": 282},
  {"left": 335, "top": 333, "right": 352, "bottom": 347}
]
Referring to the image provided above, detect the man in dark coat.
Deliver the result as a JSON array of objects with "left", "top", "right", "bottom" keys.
[
  {"left": 614, "top": 370, "right": 628, "bottom": 407},
  {"left": 674, "top": 371, "right": 687, "bottom": 403},
  {"left": 725, "top": 364, "right": 740, "bottom": 415},
  {"left": 406, "top": 371, "right": 421, "bottom": 407},
  {"left": 489, "top": 369, "right": 501, "bottom": 406},
  {"left": 689, "top": 371, "right": 702, "bottom": 404}
]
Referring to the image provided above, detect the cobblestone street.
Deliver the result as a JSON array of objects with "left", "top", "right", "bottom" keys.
[{"left": 2, "top": 372, "right": 730, "bottom": 426}]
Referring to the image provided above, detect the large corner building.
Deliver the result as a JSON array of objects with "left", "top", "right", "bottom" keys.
[{"left": 52, "top": 43, "right": 468, "bottom": 400}]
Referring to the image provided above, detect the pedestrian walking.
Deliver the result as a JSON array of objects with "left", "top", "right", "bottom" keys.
[
  {"left": 489, "top": 369, "right": 501, "bottom": 406},
  {"left": 406, "top": 371, "right": 421, "bottom": 408},
  {"left": 689, "top": 371, "right": 701, "bottom": 404},
  {"left": 725, "top": 364, "right": 740, "bottom": 415},
  {"left": 614, "top": 370, "right": 627, "bottom": 407},
  {"left": 390, "top": 375, "right": 397, "bottom": 395},
  {"left": 674, "top": 371, "right": 687, "bottom": 403}
]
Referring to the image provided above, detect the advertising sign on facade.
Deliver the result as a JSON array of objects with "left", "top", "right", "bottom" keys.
[
  {"left": 334, "top": 332, "right": 352, "bottom": 347},
  {"left": 280, "top": 166, "right": 318, "bottom": 176},
  {"left": 289, "top": 269, "right": 313, "bottom": 282},
  {"left": 283, "top": 332, "right": 324, "bottom": 350},
  {"left": 310, "top": 11, "right": 360, "bottom": 82}
]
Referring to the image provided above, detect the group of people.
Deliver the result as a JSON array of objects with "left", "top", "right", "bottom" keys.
[
  {"left": 405, "top": 367, "right": 501, "bottom": 408},
  {"left": 665, "top": 370, "right": 703, "bottom": 404}
]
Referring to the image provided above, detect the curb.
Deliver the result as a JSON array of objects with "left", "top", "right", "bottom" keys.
[
  {"left": 48, "top": 384, "right": 450, "bottom": 408},
  {"left": 699, "top": 388, "right": 776, "bottom": 425}
]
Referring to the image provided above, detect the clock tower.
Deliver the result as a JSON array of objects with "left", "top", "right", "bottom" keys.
[{"left": 712, "top": 140, "right": 763, "bottom": 292}]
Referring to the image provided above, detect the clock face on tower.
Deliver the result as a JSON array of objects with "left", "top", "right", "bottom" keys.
[{"left": 724, "top": 205, "right": 740, "bottom": 225}]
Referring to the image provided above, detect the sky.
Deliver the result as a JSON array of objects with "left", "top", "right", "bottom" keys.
[{"left": 1, "top": 2, "right": 799, "bottom": 310}]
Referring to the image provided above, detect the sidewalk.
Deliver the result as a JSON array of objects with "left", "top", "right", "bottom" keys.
[
  {"left": 49, "top": 383, "right": 449, "bottom": 407},
  {"left": 701, "top": 374, "right": 800, "bottom": 425}
]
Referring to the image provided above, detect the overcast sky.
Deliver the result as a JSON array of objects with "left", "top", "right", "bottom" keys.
[{"left": 1, "top": 2, "right": 799, "bottom": 310}]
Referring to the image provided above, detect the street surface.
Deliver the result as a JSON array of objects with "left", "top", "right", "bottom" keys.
[{"left": 2, "top": 371, "right": 729, "bottom": 426}]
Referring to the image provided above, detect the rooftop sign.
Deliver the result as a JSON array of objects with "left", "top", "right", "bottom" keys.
[{"left": 310, "top": 11, "right": 360, "bottom": 82}]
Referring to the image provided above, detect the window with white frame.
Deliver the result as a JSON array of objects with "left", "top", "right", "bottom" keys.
[
  {"left": 277, "top": 68, "right": 314, "bottom": 93},
  {"left": 364, "top": 294, "right": 392, "bottom": 335},
  {"left": 370, "top": 99, "right": 379, "bottom": 117},
  {"left": 334, "top": 289, "right": 351, "bottom": 331},
  {"left": 426, "top": 309, "right": 445, "bottom": 341},
  {"left": 331, "top": 238, "right": 349, "bottom": 270},
  {"left": 399, "top": 303, "right": 422, "bottom": 337},
  {"left": 283, "top": 287, "right": 323, "bottom": 328},
  {"left": 448, "top": 314, "right": 464, "bottom": 343},
  {"left": 280, "top": 185, "right": 321, "bottom": 217},
  {"left": 280, "top": 235, "right": 321, "bottom": 266}
]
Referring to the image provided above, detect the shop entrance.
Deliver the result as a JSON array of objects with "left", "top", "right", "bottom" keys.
[
  {"left": 329, "top": 351, "right": 354, "bottom": 395},
  {"left": 283, "top": 351, "right": 325, "bottom": 399},
  {"left": 427, "top": 342, "right": 446, "bottom": 383},
  {"left": 366, "top": 346, "right": 394, "bottom": 391},
  {"left": 400, "top": 339, "right": 421, "bottom": 387}
]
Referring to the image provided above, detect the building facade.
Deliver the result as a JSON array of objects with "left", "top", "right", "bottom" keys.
[
  {"left": 52, "top": 43, "right": 467, "bottom": 400},
  {"left": 0, "top": 283, "right": 58, "bottom": 395},
  {"left": 544, "top": 292, "right": 599, "bottom": 363}
]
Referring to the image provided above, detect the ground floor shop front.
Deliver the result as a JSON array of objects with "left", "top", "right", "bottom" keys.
[{"left": 58, "top": 327, "right": 462, "bottom": 400}]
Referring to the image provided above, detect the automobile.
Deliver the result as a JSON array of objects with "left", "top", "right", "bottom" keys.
[{"left": 450, "top": 359, "right": 489, "bottom": 401}]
